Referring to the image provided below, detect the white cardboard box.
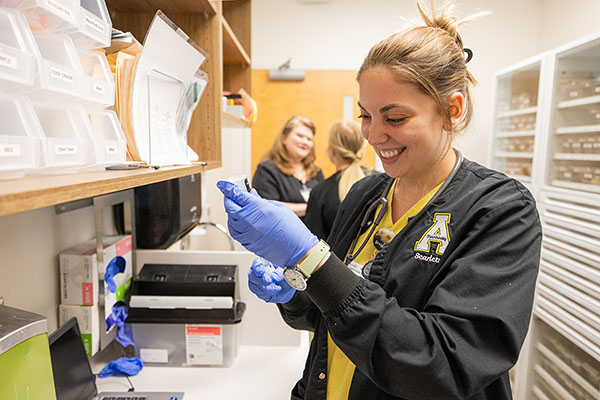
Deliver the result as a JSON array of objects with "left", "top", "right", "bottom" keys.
[
  {"left": 59, "top": 304, "right": 100, "bottom": 356},
  {"left": 59, "top": 235, "right": 132, "bottom": 306}
]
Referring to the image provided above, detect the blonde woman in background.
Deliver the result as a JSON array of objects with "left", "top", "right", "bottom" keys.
[
  {"left": 252, "top": 115, "right": 324, "bottom": 220},
  {"left": 305, "top": 120, "right": 374, "bottom": 240}
]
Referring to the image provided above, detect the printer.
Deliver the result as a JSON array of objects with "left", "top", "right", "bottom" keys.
[
  {"left": 127, "top": 263, "right": 245, "bottom": 367},
  {"left": 128, "top": 263, "right": 245, "bottom": 323}
]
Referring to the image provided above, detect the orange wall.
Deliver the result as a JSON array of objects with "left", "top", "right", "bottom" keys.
[{"left": 250, "top": 70, "right": 376, "bottom": 179}]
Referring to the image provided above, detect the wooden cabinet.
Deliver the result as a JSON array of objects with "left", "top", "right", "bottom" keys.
[{"left": 0, "top": 0, "right": 252, "bottom": 218}]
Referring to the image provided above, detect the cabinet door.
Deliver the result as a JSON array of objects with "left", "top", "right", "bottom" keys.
[
  {"left": 490, "top": 58, "right": 543, "bottom": 193},
  {"left": 546, "top": 36, "right": 600, "bottom": 194}
]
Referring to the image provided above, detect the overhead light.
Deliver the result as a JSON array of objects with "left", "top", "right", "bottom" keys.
[{"left": 268, "top": 58, "right": 305, "bottom": 81}]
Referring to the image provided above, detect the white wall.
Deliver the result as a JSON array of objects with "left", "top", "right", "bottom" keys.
[
  {"left": 0, "top": 206, "right": 96, "bottom": 331},
  {"left": 539, "top": 0, "right": 600, "bottom": 51},
  {"left": 252, "top": 0, "right": 599, "bottom": 165}
]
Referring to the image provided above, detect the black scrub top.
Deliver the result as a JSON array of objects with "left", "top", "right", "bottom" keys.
[
  {"left": 252, "top": 160, "right": 324, "bottom": 220},
  {"left": 305, "top": 166, "right": 375, "bottom": 240}
]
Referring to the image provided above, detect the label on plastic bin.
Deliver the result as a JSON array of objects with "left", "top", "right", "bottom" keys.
[
  {"left": 46, "top": 0, "right": 75, "bottom": 22},
  {"left": 85, "top": 15, "right": 105, "bottom": 34},
  {"left": 185, "top": 325, "right": 223, "bottom": 365},
  {"left": 105, "top": 145, "right": 117, "bottom": 155},
  {"left": 0, "top": 53, "right": 18, "bottom": 70},
  {"left": 50, "top": 67, "right": 75, "bottom": 83},
  {"left": 140, "top": 348, "right": 169, "bottom": 364},
  {"left": 94, "top": 83, "right": 105, "bottom": 93},
  {"left": 0, "top": 144, "right": 21, "bottom": 157},
  {"left": 55, "top": 144, "right": 78, "bottom": 155}
]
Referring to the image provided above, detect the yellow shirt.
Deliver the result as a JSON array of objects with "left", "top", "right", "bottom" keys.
[{"left": 326, "top": 179, "right": 444, "bottom": 400}]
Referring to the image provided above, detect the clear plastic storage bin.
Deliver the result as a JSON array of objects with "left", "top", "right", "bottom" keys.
[
  {"left": 71, "top": 0, "right": 111, "bottom": 50},
  {"left": 88, "top": 110, "right": 126, "bottom": 164},
  {"left": 78, "top": 50, "right": 114, "bottom": 108},
  {"left": 1, "top": 0, "right": 80, "bottom": 34},
  {"left": 31, "top": 104, "right": 86, "bottom": 172},
  {"left": 0, "top": 96, "right": 41, "bottom": 179},
  {"left": 29, "top": 32, "right": 83, "bottom": 103},
  {"left": 131, "top": 323, "right": 239, "bottom": 368},
  {"left": 0, "top": 8, "right": 37, "bottom": 92}
]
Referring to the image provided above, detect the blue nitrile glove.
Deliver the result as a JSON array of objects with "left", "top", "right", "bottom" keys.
[
  {"left": 216, "top": 180, "right": 318, "bottom": 267},
  {"left": 248, "top": 258, "right": 295, "bottom": 303},
  {"left": 98, "top": 357, "right": 144, "bottom": 377},
  {"left": 106, "top": 301, "right": 135, "bottom": 348},
  {"left": 105, "top": 256, "right": 126, "bottom": 293}
]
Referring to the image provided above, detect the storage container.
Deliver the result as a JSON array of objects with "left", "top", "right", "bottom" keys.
[
  {"left": 71, "top": 0, "right": 111, "bottom": 50},
  {"left": 77, "top": 50, "right": 114, "bottom": 108},
  {"left": 88, "top": 110, "right": 126, "bottom": 164},
  {"left": 29, "top": 33, "right": 83, "bottom": 103},
  {"left": 1, "top": 0, "right": 80, "bottom": 34},
  {"left": 130, "top": 322, "right": 240, "bottom": 368},
  {"left": 0, "top": 8, "right": 37, "bottom": 92},
  {"left": 31, "top": 104, "right": 86, "bottom": 172},
  {"left": 0, "top": 96, "right": 41, "bottom": 179}
]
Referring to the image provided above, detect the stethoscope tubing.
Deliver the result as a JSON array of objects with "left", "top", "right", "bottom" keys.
[{"left": 344, "top": 149, "right": 464, "bottom": 265}]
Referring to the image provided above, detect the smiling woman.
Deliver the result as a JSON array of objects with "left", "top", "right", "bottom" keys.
[
  {"left": 217, "top": 1, "right": 543, "bottom": 399},
  {"left": 252, "top": 115, "right": 324, "bottom": 220}
]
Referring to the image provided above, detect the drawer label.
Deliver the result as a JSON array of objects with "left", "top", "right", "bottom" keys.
[
  {"left": 46, "top": 0, "right": 75, "bottom": 22},
  {"left": 94, "top": 83, "right": 105, "bottom": 93},
  {"left": 0, "top": 144, "right": 21, "bottom": 157},
  {"left": 105, "top": 145, "right": 117, "bottom": 155},
  {"left": 55, "top": 144, "right": 78, "bottom": 155},
  {"left": 0, "top": 53, "right": 18, "bottom": 70},
  {"left": 50, "top": 67, "right": 75, "bottom": 83},
  {"left": 85, "top": 15, "right": 105, "bottom": 34}
]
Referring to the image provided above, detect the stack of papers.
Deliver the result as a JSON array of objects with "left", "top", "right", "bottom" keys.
[{"left": 105, "top": 12, "right": 209, "bottom": 166}]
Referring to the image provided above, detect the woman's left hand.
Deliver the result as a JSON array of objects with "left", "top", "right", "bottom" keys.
[{"left": 217, "top": 181, "right": 318, "bottom": 267}]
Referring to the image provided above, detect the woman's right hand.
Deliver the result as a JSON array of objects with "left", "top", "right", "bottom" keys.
[
  {"left": 217, "top": 180, "right": 318, "bottom": 268},
  {"left": 248, "top": 258, "right": 296, "bottom": 303}
]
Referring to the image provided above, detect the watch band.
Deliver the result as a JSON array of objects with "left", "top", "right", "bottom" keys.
[{"left": 295, "top": 240, "right": 330, "bottom": 278}]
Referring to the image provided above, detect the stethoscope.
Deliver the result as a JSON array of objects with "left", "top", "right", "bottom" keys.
[{"left": 344, "top": 149, "right": 464, "bottom": 266}]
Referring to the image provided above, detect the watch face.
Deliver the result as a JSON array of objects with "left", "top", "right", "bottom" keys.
[{"left": 284, "top": 268, "right": 307, "bottom": 291}]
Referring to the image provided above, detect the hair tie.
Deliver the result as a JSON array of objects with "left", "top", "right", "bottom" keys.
[{"left": 464, "top": 48, "right": 473, "bottom": 63}]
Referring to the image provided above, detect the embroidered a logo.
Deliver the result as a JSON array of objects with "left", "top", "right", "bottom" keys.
[{"left": 414, "top": 213, "right": 451, "bottom": 256}]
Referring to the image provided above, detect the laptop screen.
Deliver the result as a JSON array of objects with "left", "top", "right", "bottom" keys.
[{"left": 48, "top": 318, "right": 98, "bottom": 400}]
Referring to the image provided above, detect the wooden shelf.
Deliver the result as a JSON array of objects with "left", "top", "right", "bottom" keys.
[
  {"left": 105, "top": 0, "right": 217, "bottom": 14},
  {"left": 222, "top": 16, "right": 251, "bottom": 66},
  {"left": 222, "top": 111, "right": 249, "bottom": 126},
  {"left": 0, "top": 162, "right": 219, "bottom": 217}
]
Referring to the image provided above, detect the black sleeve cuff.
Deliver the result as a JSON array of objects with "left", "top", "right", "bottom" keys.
[{"left": 305, "top": 252, "right": 361, "bottom": 314}]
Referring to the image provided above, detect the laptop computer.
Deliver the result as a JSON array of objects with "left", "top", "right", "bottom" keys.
[{"left": 49, "top": 317, "right": 184, "bottom": 400}]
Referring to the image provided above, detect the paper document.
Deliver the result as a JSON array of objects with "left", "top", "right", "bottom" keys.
[{"left": 131, "top": 10, "right": 208, "bottom": 166}]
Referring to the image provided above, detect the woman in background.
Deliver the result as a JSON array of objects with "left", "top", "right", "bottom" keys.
[
  {"left": 252, "top": 115, "right": 324, "bottom": 220},
  {"left": 305, "top": 120, "right": 373, "bottom": 240}
]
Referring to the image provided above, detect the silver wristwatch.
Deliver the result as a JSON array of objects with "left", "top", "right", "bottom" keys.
[{"left": 283, "top": 240, "right": 330, "bottom": 291}]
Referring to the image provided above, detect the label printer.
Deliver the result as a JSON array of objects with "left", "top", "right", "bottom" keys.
[{"left": 128, "top": 263, "right": 245, "bottom": 324}]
